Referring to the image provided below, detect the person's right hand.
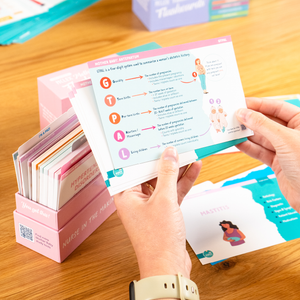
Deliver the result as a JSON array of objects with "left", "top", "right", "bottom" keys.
[{"left": 235, "top": 97, "right": 300, "bottom": 213}]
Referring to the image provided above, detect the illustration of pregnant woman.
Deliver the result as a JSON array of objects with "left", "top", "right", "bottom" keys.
[
  {"left": 195, "top": 58, "right": 208, "bottom": 94},
  {"left": 219, "top": 220, "right": 246, "bottom": 246}
]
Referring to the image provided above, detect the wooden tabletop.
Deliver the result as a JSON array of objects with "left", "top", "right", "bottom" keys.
[{"left": 1, "top": 0, "right": 300, "bottom": 298}]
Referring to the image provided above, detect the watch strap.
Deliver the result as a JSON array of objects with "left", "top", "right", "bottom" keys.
[{"left": 131, "top": 273, "right": 199, "bottom": 300}]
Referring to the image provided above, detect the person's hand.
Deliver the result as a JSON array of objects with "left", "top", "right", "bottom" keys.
[
  {"left": 236, "top": 97, "right": 300, "bottom": 212},
  {"left": 114, "top": 147, "right": 202, "bottom": 279}
]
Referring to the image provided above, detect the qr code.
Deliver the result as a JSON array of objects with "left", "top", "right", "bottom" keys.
[
  {"left": 241, "top": 124, "right": 247, "bottom": 131},
  {"left": 19, "top": 223, "right": 34, "bottom": 242}
]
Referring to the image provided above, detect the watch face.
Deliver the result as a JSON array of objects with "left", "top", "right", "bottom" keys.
[{"left": 129, "top": 281, "right": 135, "bottom": 300}]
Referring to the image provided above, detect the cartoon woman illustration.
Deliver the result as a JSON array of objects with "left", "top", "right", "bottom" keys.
[
  {"left": 217, "top": 105, "right": 228, "bottom": 133},
  {"left": 209, "top": 106, "right": 221, "bottom": 133},
  {"left": 219, "top": 220, "right": 246, "bottom": 246},
  {"left": 195, "top": 58, "right": 208, "bottom": 94}
]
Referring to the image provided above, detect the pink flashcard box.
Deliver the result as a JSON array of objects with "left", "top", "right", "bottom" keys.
[
  {"left": 38, "top": 61, "right": 96, "bottom": 129},
  {"left": 14, "top": 174, "right": 116, "bottom": 263}
]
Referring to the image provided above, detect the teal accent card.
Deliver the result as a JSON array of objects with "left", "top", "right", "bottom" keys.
[{"left": 182, "top": 175, "right": 300, "bottom": 265}]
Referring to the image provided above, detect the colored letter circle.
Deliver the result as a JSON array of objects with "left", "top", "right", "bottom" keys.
[
  {"left": 109, "top": 113, "right": 121, "bottom": 124},
  {"left": 100, "top": 77, "right": 112, "bottom": 89},
  {"left": 119, "top": 148, "right": 130, "bottom": 160},
  {"left": 114, "top": 130, "right": 125, "bottom": 142},
  {"left": 105, "top": 95, "right": 116, "bottom": 107},
  {"left": 192, "top": 72, "right": 197, "bottom": 78},
  {"left": 209, "top": 98, "right": 214, "bottom": 104}
]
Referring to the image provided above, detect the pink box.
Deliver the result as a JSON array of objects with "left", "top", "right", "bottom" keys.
[
  {"left": 14, "top": 175, "right": 116, "bottom": 262},
  {"left": 15, "top": 173, "right": 107, "bottom": 230},
  {"left": 37, "top": 62, "right": 92, "bottom": 129},
  {"left": 37, "top": 54, "right": 119, "bottom": 129}
]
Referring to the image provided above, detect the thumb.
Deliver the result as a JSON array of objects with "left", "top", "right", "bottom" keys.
[
  {"left": 154, "top": 147, "right": 179, "bottom": 201},
  {"left": 236, "top": 108, "right": 288, "bottom": 148}
]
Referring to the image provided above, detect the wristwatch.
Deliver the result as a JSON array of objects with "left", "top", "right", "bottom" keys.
[{"left": 129, "top": 273, "right": 200, "bottom": 300}]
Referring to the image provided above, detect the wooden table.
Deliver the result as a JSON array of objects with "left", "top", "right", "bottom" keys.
[{"left": 1, "top": 0, "right": 300, "bottom": 298}]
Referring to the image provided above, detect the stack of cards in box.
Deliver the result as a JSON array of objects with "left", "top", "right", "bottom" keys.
[
  {"left": 12, "top": 108, "right": 115, "bottom": 262},
  {"left": 13, "top": 108, "right": 99, "bottom": 211}
]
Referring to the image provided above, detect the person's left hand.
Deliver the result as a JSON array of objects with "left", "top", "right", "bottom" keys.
[{"left": 114, "top": 147, "right": 202, "bottom": 279}]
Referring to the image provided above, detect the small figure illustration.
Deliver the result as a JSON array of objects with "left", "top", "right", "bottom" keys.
[
  {"left": 217, "top": 105, "right": 228, "bottom": 133},
  {"left": 209, "top": 106, "right": 221, "bottom": 133},
  {"left": 219, "top": 220, "right": 246, "bottom": 246},
  {"left": 195, "top": 58, "right": 208, "bottom": 94}
]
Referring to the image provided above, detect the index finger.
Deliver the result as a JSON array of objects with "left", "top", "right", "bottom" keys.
[{"left": 246, "top": 97, "right": 300, "bottom": 123}]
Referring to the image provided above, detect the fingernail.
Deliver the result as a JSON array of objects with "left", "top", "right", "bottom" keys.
[
  {"left": 236, "top": 108, "right": 249, "bottom": 123},
  {"left": 163, "top": 147, "right": 178, "bottom": 163}
]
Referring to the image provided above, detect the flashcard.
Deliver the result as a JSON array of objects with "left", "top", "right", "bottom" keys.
[
  {"left": 182, "top": 175, "right": 300, "bottom": 265},
  {"left": 24, "top": 114, "right": 79, "bottom": 200},
  {"left": 31, "top": 125, "right": 83, "bottom": 202},
  {"left": 56, "top": 151, "right": 100, "bottom": 210},
  {"left": 38, "top": 133, "right": 87, "bottom": 206},
  {"left": 15, "top": 108, "right": 78, "bottom": 198},
  {"left": 88, "top": 36, "right": 253, "bottom": 169},
  {"left": 47, "top": 141, "right": 91, "bottom": 209}
]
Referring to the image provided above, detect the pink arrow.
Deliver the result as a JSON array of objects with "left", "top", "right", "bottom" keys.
[
  {"left": 126, "top": 75, "right": 143, "bottom": 81},
  {"left": 141, "top": 110, "right": 152, "bottom": 114},
  {"left": 132, "top": 92, "right": 147, "bottom": 97},
  {"left": 142, "top": 126, "right": 156, "bottom": 131},
  {"left": 150, "top": 145, "right": 161, "bottom": 149},
  {"left": 199, "top": 123, "right": 212, "bottom": 136},
  {"left": 180, "top": 78, "right": 196, "bottom": 84}
]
